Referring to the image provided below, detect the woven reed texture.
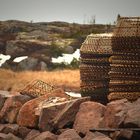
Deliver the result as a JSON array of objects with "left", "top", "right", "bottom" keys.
[
  {"left": 80, "top": 33, "right": 112, "bottom": 103},
  {"left": 20, "top": 80, "right": 54, "bottom": 97},
  {"left": 109, "top": 17, "right": 140, "bottom": 101}
]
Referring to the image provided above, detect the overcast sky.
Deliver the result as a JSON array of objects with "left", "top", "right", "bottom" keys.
[{"left": 0, "top": 0, "right": 139, "bottom": 24}]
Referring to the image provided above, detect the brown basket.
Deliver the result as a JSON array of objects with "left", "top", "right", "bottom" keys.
[
  {"left": 20, "top": 80, "right": 54, "bottom": 97},
  {"left": 80, "top": 33, "right": 113, "bottom": 55},
  {"left": 108, "top": 92, "right": 140, "bottom": 101},
  {"left": 113, "top": 17, "right": 140, "bottom": 37}
]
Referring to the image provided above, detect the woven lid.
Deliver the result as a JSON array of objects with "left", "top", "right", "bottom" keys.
[
  {"left": 80, "top": 33, "right": 113, "bottom": 55},
  {"left": 113, "top": 17, "right": 140, "bottom": 37}
]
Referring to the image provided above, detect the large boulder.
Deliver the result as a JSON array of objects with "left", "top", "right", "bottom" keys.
[
  {"left": 6, "top": 40, "right": 50, "bottom": 58},
  {"left": 73, "top": 101, "right": 106, "bottom": 134},
  {"left": 0, "top": 133, "right": 22, "bottom": 140},
  {"left": 24, "top": 129, "right": 40, "bottom": 140},
  {"left": 102, "top": 99, "right": 130, "bottom": 128},
  {"left": 124, "top": 98, "right": 140, "bottom": 128},
  {"left": 110, "top": 130, "right": 133, "bottom": 140},
  {"left": 0, "top": 124, "right": 19, "bottom": 136},
  {"left": 18, "top": 126, "right": 32, "bottom": 138},
  {"left": 38, "top": 97, "right": 90, "bottom": 131},
  {"left": 34, "top": 131, "right": 57, "bottom": 140},
  {"left": 17, "top": 89, "right": 68, "bottom": 128},
  {"left": 102, "top": 99, "right": 140, "bottom": 128},
  {"left": 0, "top": 90, "right": 13, "bottom": 110},
  {"left": 17, "top": 58, "right": 48, "bottom": 71},
  {"left": 83, "top": 132, "right": 112, "bottom": 140},
  {"left": 0, "top": 94, "right": 31, "bottom": 123},
  {"left": 17, "top": 57, "right": 39, "bottom": 70},
  {"left": 57, "top": 129, "right": 82, "bottom": 140}
]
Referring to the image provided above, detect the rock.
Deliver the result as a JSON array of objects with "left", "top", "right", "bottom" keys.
[
  {"left": 0, "top": 90, "right": 13, "bottom": 110},
  {"left": 17, "top": 89, "right": 68, "bottom": 128},
  {"left": 6, "top": 40, "right": 50, "bottom": 58},
  {"left": 124, "top": 98, "right": 140, "bottom": 128},
  {"left": 57, "top": 129, "right": 82, "bottom": 140},
  {"left": 102, "top": 99, "right": 130, "bottom": 128},
  {"left": 6, "top": 133, "right": 22, "bottom": 140},
  {"left": 64, "top": 46, "right": 74, "bottom": 54},
  {"left": 24, "top": 129, "right": 40, "bottom": 140},
  {"left": 73, "top": 101, "right": 106, "bottom": 134},
  {"left": 110, "top": 130, "right": 133, "bottom": 140},
  {"left": 2, "top": 124, "right": 19, "bottom": 135},
  {"left": 0, "top": 133, "right": 22, "bottom": 140},
  {"left": 0, "top": 133, "right": 7, "bottom": 139},
  {"left": 0, "top": 94, "right": 31, "bottom": 123},
  {"left": 39, "top": 61, "right": 47, "bottom": 71},
  {"left": 18, "top": 57, "right": 39, "bottom": 70},
  {"left": 18, "top": 126, "right": 31, "bottom": 138},
  {"left": 38, "top": 97, "right": 90, "bottom": 131},
  {"left": 102, "top": 98, "right": 140, "bottom": 128},
  {"left": 0, "top": 41, "right": 5, "bottom": 54},
  {"left": 83, "top": 131, "right": 97, "bottom": 140},
  {"left": 83, "top": 132, "right": 112, "bottom": 140},
  {"left": 0, "top": 124, "right": 5, "bottom": 132},
  {"left": 34, "top": 131, "right": 57, "bottom": 140}
]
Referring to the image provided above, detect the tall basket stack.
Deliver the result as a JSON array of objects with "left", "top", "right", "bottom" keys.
[
  {"left": 108, "top": 17, "right": 140, "bottom": 101},
  {"left": 80, "top": 33, "right": 112, "bottom": 103}
]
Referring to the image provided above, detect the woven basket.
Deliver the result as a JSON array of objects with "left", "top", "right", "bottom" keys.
[
  {"left": 80, "top": 33, "right": 113, "bottom": 55},
  {"left": 108, "top": 16, "right": 140, "bottom": 101},
  {"left": 80, "top": 33, "right": 113, "bottom": 103},
  {"left": 113, "top": 17, "right": 140, "bottom": 37},
  {"left": 20, "top": 80, "right": 54, "bottom": 97}
]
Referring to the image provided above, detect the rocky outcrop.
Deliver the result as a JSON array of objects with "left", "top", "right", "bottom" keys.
[
  {"left": 0, "top": 89, "right": 140, "bottom": 139},
  {"left": 0, "top": 90, "right": 13, "bottom": 110},
  {"left": 34, "top": 131, "right": 57, "bottom": 140},
  {"left": 17, "top": 89, "right": 69, "bottom": 128},
  {"left": 57, "top": 129, "right": 82, "bottom": 140},
  {"left": 73, "top": 101, "right": 106, "bottom": 134},
  {"left": 0, "top": 20, "right": 113, "bottom": 70},
  {"left": 0, "top": 94, "right": 31, "bottom": 123},
  {"left": 38, "top": 97, "right": 90, "bottom": 131},
  {"left": 83, "top": 131, "right": 112, "bottom": 140}
]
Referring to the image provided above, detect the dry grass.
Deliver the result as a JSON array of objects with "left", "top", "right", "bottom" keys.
[{"left": 0, "top": 68, "right": 80, "bottom": 92}]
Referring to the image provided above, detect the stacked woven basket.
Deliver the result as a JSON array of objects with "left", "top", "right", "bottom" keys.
[
  {"left": 108, "top": 17, "right": 140, "bottom": 101},
  {"left": 80, "top": 33, "right": 112, "bottom": 103}
]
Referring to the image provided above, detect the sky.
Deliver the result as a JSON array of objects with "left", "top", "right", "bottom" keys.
[{"left": 0, "top": 0, "right": 140, "bottom": 24}]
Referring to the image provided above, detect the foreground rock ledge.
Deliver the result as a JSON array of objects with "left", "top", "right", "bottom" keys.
[{"left": 38, "top": 97, "right": 90, "bottom": 131}]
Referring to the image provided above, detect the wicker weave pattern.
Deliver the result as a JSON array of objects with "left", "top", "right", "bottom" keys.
[
  {"left": 20, "top": 80, "right": 54, "bottom": 97},
  {"left": 109, "top": 17, "right": 140, "bottom": 101},
  {"left": 80, "top": 33, "right": 112, "bottom": 103},
  {"left": 113, "top": 17, "right": 140, "bottom": 37}
]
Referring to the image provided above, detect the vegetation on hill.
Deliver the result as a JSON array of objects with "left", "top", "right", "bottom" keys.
[{"left": 0, "top": 20, "right": 114, "bottom": 70}]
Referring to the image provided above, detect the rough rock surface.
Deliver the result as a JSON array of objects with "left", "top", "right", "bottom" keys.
[
  {"left": 0, "top": 90, "right": 13, "bottom": 110},
  {"left": 18, "top": 126, "right": 32, "bottom": 138},
  {"left": 1, "top": 124, "right": 19, "bottom": 135},
  {"left": 0, "top": 94, "right": 31, "bottom": 123},
  {"left": 34, "top": 131, "right": 57, "bottom": 140},
  {"left": 102, "top": 98, "right": 140, "bottom": 128},
  {"left": 24, "top": 129, "right": 40, "bottom": 140},
  {"left": 38, "top": 97, "right": 90, "bottom": 131},
  {"left": 73, "top": 101, "right": 106, "bottom": 134},
  {"left": 83, "top": 132, "right": 112, "bottom": 140},
  {"left": 0, "top": 20, "right": 111, "bottom": 70},
  {"left": 57, "top": 129, "right": 82, "bottom": 140},
  {"left": 124, "top": 98, "right": 140, "bottom": 128},
  {"left": 17, "top": 89, "right": 68, "bottom": 128},
  {"left": 0, "top": 133, "right": 22, "bottom": 140}
]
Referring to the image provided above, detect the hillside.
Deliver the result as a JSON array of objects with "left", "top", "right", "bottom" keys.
[{"left": 0, "top": 20, "right": 114, "bottom": 70}]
